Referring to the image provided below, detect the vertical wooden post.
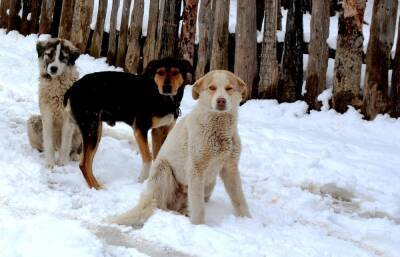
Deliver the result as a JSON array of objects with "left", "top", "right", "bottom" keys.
[
  {"left": 178, "top": 0, "right": 199, "bottom": 64},
  {"left": 156, "top": 0, "right": 181, "bottom": 58},
  {"left": 70, "top": 0, "right": 94, "bottom": 52},
  {"left": 21, "top": 0, "right": 32, "bottom": 35},
  {"left": 304, "top": 0, "right": 329, "bottom": 110},
  {"left": 235, "top": 0, "right": 257, "bottom": 98},
  {"left": 258, "top": 0, "right": 279, "bottom": 99},
  {"left": 125, "top": 0, "right": 144, "bottom": 73},
  {"left": 107, "top": 0, "right": 120, "bottom": 64},
  {"left": 38, "top": 0, "right": 55, "bottom": 34},
  {"left": 116, "top": 0, "right": 132, "bottom": 67},
  {"left": 278, "top": 0, "right": 303, "bottom": 102},
  {"left": 58, "top": 0, "right": 75, "bottom": 39},
  {"left": 8, "top": 0, "right": 22, "bottom": 32},
  {"left": 30, "top": 0, "right": 42, "bottom": 34},
  {"left": 391, "top": 16, "right": 400, "bottom": 118},
  {"left": 195, "top": 0, "right": 214, "bottom": 79},
  {"left": 332, "top": 0, "right": 366, "bottom": 113},
  {"left": 210, "top": 0, "right": 230, "bottom": 70},
  {"left": 0, "top": 0, "right": 9, "bottom": 28},
  {"left": 90, "top": 0, "right": 108, "bottom": 58},
  {"left": 362, "top": 0, "right": 398, "bottom": 119},
  {"left": 143, "top": 0, "right": 159, "bottom": 68}
]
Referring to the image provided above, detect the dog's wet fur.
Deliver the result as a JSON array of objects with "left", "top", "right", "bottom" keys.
[{"left": 63, "top": 57, "right": 192, "bottom": 189}]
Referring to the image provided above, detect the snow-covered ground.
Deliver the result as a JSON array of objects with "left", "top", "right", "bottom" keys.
[{"left": 0, "top": 30, "right": 400, "bottom": 257}]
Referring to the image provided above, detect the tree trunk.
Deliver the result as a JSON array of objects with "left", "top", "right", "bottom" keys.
[
  {"left": 258, "top": 0, "right": 278, "bottom": 99},
  {"left": 332, "top": 0, "right": 366, "bottom": 113},
  {"left": 391, "top": 16, "right": 400, "bottom": 118},
  {"left": 210, "top": 0, "right": 230, "bottom": 70},
  {"left": 362, "top": 0, "right": 398, "bottom": 120},
  {"left": 156, "top": 0, "right": 181, "bottom": 58},
  {"left": 195, "top": 0, "right": 214, "bottom": 79},
  {"left": 107, "top": 0, "right": 120, "bottom": 65},
  {"left": 58, "top": 0, "right": 75, "bottom": 39},
  {"left": 116, "top": 0, "right": 132, "bottom": 67},
  {"left": 125, "top": 0, "right": 144, "bottom": 73},
  {"left": 8, "top": 0, "right": 21, "bottom": 32},
  {"left": 178, "top": 0, "right": 199, "bottom": 64},
  {"left": 278, "top": 0, "right": 303, "bottom": 102},
  {"left": 304, "top": 0, "right": 329, "bottom": 110},
  {"left": 38, "top": 0, "right": 55, "bottom": 34},
  {"left": 30, "top": 0, "right": 42, "bottom": 33},
  {"left": 90, "top": 0, "right": 108, "bottom": 58},
  {"left": 143, "top": 0, "right": 159, "bottom": 68},
  {"left": 70, "top": 0, "right": 94, "bottom": 52},
  {"left": 0, "top": 0, "right": 9, "bottom": 28}
]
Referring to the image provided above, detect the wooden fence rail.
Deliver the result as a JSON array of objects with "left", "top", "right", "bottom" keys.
[{"left": 0, "top": 0, "right": 398, "bottom": 120}]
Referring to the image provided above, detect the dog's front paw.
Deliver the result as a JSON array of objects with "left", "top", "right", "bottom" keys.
[
  {"left": 70, "top": 153, "right": 81, "bottom": 162},
  {"left": 45, "top": 161, "right": 55, "bottom": 170}
]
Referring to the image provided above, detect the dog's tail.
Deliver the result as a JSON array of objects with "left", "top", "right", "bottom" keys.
[{"left": 107, "top": 191, "right": 157, "bottom": 226}]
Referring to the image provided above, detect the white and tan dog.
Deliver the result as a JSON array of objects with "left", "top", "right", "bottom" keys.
[
  {"left": 27, "top": 38, "right": 82, "bottom": 168},
  {"left": 110, "top": 70, "right": 251, "bottom": 225}
]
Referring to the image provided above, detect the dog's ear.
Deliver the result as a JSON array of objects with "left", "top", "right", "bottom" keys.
[
  {"left": 68, "top": 45, "right": 81, "bottom": 65},
  {"left": 192, "top": 75, "right": 206, "bottom": 100},
  {"left": 235, "top": 75, "right": 248, "bottom": 100},
  {"left": 144, "top": 59, "right": 161, "bottom": 77},
  {"left": 36, "top": 41, "right": 47, "bottom": 58}
]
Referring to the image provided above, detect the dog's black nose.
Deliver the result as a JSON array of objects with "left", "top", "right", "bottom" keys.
[
  {"left": 216, "top": 98, "right": 227, "bottom": 110},
  {"left": 50, "top": 66, "right": 58, "bottom": 73},
  {"left": 162, "top": 85, "right": 172, "bottom": 94}
]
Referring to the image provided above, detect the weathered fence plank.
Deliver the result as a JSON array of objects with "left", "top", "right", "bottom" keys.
[
  {"left": 235, "top": 0, "right": 257, "bottom": 99},
  {"left": 8, "top": 0, "right": 21, "bottom": 32},
  {"left": 258, "top": 0, "right": 279, "bottom": 99},
  {"left": 362, "top": 0, "right": 398, "bottom": 120},
  {"left": 21, "top": 0, "right": 32, "bottom": 35},
  {"left": 30, "top": 0, "right": 42, "bottom": 33},
  {"left": 157, "top": 0, "right": 181, "bottom": 58},
  {"left": 195, "top": 0, "right": 214, "bottom": 79},
  {"left": 332, "top": 0, "right": 366, "bottom": 113},
  {"left": 143, "top": 0, "right": 159, "bottom": 68},
  {"left": 278, "top": 0, "right": 303, "bottom": 102},
  {"left": 391, "top": 16, "right": 400, "bottom": 118},
  {"left": 116, "top": 0, "right": 132, "bottom": 68},
  {"left": 0, "top": 0, "right": 9, "bottom": 28},
  {"left": 125, "top": 0, "right": 144, "bottom": 73},
  {"left": 179, "top": 0, "right": 199, "bottom": 64},
  {"left": 210, "top": 0, "right": 230, "bottom": 70},
  {"left": 107, "top": 0, "right": 120, "bottom": 64},
  {"left": 70, "top": 0, "right": 94, "bottom": 52},
  {"left": 90, "top": 0, "right": 108, "bottom": 58},
  {"left": 58, "top": 0, "right": 75, "bottom": 39},
  {"left": 38, "top": 0, "right": 55, "bottom": 34},
  {"left": 304, "top": 0, "right": 329, "bottom": 110}
]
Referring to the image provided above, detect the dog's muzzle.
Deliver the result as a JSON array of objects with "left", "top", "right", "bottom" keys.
[
  {"left": 162, "top": 84, "right": 173, "bottom": 95},
  {"left": 216, "top": 97, "right": 227, "bottom": 111}
]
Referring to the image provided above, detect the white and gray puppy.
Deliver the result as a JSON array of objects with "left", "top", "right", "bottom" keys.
[
  {"left": 110, "top": 70, "right": 251, "bottom": 225},
  {"left": 27, "top": 38, "right": 82, "bottom": 168}
]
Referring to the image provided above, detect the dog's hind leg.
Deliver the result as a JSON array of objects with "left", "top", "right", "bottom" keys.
[
  {"left": 109, "top": 159, "right": 177, "bottom": 226},
  {"left": 27, "top": 115, "right": 43, "bottom": 152},
  {"left": 79, "top": 120, "right": 103, "bottom": 189}
]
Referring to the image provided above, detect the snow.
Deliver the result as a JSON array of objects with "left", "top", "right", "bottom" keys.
[{"left": 1, "top": 27, "right": 400, "bottom": 257}]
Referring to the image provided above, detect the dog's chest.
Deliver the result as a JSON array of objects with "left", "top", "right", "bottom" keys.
[
  {"left": 39, "top": 80, "right": 70, "bottom": 111},
  {"left": 199, "top": 114, "right": 235, "bottom": 155}
]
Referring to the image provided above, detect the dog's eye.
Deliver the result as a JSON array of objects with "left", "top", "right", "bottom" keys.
[
  {"left": 157, "top": 70, "right": 165, "bottom": 76},
  {"left": 171, "top": 70, "right": 180, "bottom": 76},
  {"left": 208, "top": 85, "right": 217, "bottom": 91},
  {"left": 226, "top": 86, "right": 233, "bottom": 91}
]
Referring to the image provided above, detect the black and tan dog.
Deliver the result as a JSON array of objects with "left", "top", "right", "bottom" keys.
[{"left": 63, "top": 57, "right": 192, "bottom": 189}]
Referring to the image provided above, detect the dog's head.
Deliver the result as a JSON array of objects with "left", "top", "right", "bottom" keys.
[
  {"left": 144, "top": 57, "right": 193, "bottom": 95},
  {"left": 192, "top": 70, "right": 247, "bottom": 112},
  {"left": 37, "top": 38, "right": 80, "bottom": 78}
]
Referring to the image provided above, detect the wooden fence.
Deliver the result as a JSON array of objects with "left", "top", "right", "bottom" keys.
[{"left": 0, "top": 0, "right": 399, "bottom": 120}]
